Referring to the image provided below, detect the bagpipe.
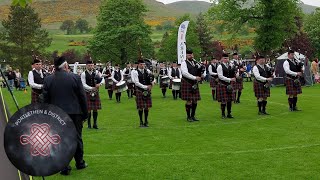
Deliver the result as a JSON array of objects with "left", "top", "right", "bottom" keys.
[
  {"left": 194, "top": 59, "right": 206, "bottom": 77},
  {"left": 85, "top": 72, "right": 103, "bottom": 101}
]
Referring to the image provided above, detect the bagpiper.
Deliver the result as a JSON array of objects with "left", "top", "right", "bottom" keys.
[
  {"left": 283, "top": 50, "right": 304, "bottom": 111},
  {"left": 81, "top": 59, "right": 105, "bottom": 129},
  {"left": 131, "top": 60, "right": 154, "bottom": 127},
  {"left": 253, "top": 55, "right": 273, "bottom": 115},
  {"left": 217, "top": 54, "right": 236, "bottom": 119}
]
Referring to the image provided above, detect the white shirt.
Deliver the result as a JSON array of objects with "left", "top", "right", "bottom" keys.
[
  {"left": 208, "top": 64, "right": 218, "bottom": 76},
  {"left": 253, "top": 65, "right": 267, "bottom": 82},
  {"left": 81, "top": 70, "right": 105, "bottom": 91},
  {"left": 102, "top": 66, "right": 114, "bottom": 75},
  {"left": 111, "top": 69, "right": 123, "bottom": 83},
  {"left": 168, "top": 67, "right": 182, "bottom": 79},
  {"left": 28, "top": 69, "right": 44, "bottom": 89},
  {"left": 123, "top": 68, "right": 131, "bottom": 76},
  {"left": 283, "top": 59, "right": 302, "bottom": 77},
  {"left": 181, "top": 60, "right": 197, "bottom": 80},
  {"left": 132, "top": 68, "right": 153, "bottom": 90},
  {"left": 217, "top": 63, "right": 231, "bottom": 83}
]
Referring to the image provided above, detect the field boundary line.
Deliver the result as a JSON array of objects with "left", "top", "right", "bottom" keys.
[{"left": 84, "top": 143, "right": 320, "bottom": 157}]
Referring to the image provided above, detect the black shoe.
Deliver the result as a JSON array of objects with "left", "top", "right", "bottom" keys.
[
  {"left": 144, "top": 123, "right": 149, "bottom": 127},
  {"left": 262, "top": 111, "right": 270, "bottom": 115},
  {"left": 139, "top": 124, "right": 145, "bottom": 127},
  {"left": 293, "top": 107, "right": 301, "bottom": 111},
  {"left": 93, "top": 125, "right": 98, "bottom": 129},
  {"left": 187, "top": 117, "right": 193, "bottom": 122},
  {"left": 60, "top": 166, "right": 72, "bottom": 175},
  {"left": 76, "top": 161, "right": 88, "bottom": 170},
  {"left": 236, "top": 100, "right": 240, "bottom": 103},
  {"left": 289, "top": 107, "right": 294, "bottom": 112},
  {"left": 221, "top": 115, "right": 226, "bottom": 119},
  {"left": 88, "top": 125, "right": 91, "bottom": 129},
  {"left": 227, "top": 114, "right": 234, "bottom": 118},
  {"left": 191, "top": 117, "right": 199, "bottom": 121},
  {"left": 258, "top": 111, "right": 264, "bottom": 115}
]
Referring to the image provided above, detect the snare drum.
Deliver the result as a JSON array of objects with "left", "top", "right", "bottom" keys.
[
  {"left": 172, "top": 79, "right": 181, "bottom": 90},
  {"left": 116, "top": 81, "right": 128, "bottom": 93}
]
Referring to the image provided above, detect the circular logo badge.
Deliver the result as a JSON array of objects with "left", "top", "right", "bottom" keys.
[{"left": 4, "top": 103, "right": 77, "bottom": 176}]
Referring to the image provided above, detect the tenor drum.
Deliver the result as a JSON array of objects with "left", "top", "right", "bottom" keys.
[
  {"left": 107, "top": 77, "right": 113, "bottom": 85},
  {"left": 161, "top": 76, "right": 170, "bottom": 85},
  {"left": 116, "top": 81, "right": 128, "bottom": 93},
  {"left": 105, "top": 77, "right": 113, "bottom": 89},
  {"left": 172, "top": 79, "right": 181, "bottom": 90}
]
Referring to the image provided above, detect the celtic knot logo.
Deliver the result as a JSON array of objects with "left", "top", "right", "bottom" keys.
[{"left": 20, "top": 123, "right": 61, "bottom": 157}]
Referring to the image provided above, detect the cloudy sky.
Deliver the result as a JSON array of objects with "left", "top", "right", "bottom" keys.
[{"left": 156, "top": 0, "right": 320, "bottom": 7}]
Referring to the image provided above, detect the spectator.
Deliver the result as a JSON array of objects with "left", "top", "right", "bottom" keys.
[
  {"left": 15, "top": 69, "right": 21, "bottom": 90},
  {"left": 5, "top": 67, "right": 16, "bottom": 91}
]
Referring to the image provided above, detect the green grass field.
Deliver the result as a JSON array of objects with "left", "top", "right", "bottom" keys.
[
  {"left": 2, "top": 82, "right": 320, "bottom": 179},
  {"left": 47, "top": 30, "right": 166, "bottom": 53}
]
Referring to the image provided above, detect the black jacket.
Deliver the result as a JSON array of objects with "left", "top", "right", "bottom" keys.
[{"left": 43, "top": 70, "right": 88, "bottom": 119}]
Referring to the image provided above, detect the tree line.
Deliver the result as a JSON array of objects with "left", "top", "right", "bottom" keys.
[{"left": 2, "top": 0, "right": 320, "bottom": 75}]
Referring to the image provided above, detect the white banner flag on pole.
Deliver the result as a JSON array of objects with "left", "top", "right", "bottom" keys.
[{"left": 177, "top": 21, "right": 189, "bottom": 64}]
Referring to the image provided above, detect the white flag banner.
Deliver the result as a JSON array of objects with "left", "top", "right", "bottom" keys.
[{"left": 177, "top": 21, "right": 189, "bottom": 64}]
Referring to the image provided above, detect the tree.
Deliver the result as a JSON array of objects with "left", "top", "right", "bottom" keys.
[
  {"left": 196, "top": 12, "right": 213, "bottom": 58},
  {"left": 89, "top": 0, "right": 154, "bottom": 65},
  {"left": 157, "top": 14, "right": 201, "bottom": 62},
  {"left": 60, "top": 20, "right": 75, "bottom": 35},
  {"left": 0, "top": 5, "right": 51, "bottom": 74},
  {"left": 75, "top": 19, "right": 89, "bottom": 33},
  {"left": 305, "top": 8, "right": 320, "bottom": 57},
  {"left": 208, "top": 0, "right": 300, "bottom": 55}
]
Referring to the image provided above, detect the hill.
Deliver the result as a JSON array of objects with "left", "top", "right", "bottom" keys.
[
  {"left": 300, "top": 3, "right": 318, "bottom": 14},
  {"left": 167, "top": 1, "right": 212, "bottom": 14},
  {"left": 0, "top": 0, "right": 318, "bottom": 30}
]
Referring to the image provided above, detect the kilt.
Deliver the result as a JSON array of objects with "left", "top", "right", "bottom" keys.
[
  {"left": 135, "top": 90, "right": 152, "bottom": 109},
  {"left": 105, "top": 78, "right": 113, "bottom": 90},
  {"left": 285, "top": 78, "right": 302, "bottom": 95},
  {"left": 127, "top": 82, "right": 135, "bottom": 90},
  {"left": 31, "top": 90, "right": 42, "bottom": 104},
  {"left": 210, "top": 77, "right": 218, "bottom": 89},
  {"left": 217, "top": 83, "right": 235, "bottom": 103},
  {"left": 112, "top": 82, "right": 118, "bottom": 91},
  {"left": 235, "top": 78, "right": 244, "bottom": 90},
  {"left": 181, "top": 78, "right": 201, "bottom": 102},
  {"left": 160, "top": 81, "right": 168, "bottom": 89},
  {"left": 86, "top": 92, "right": 101, "bottom": 110},
  {"left": 254, "top": 81, "right": 270, "bottom": 98}
]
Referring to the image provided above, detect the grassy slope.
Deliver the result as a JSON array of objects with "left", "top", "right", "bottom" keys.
[
  {"left": 167, "top": 1, "right": 212, "bottom": 14},
  {"left": 2, "top": 82, "right": 320, "bottom": 179}
]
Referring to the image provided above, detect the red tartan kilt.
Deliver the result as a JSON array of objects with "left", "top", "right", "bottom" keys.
[
  {"left": 254, "top": 81, "right": 270, "bottom": 98},
  {"left": 217, "top": 83, "right": 235, "bottom": 103},
  {"left": 210, "top": 77, "right": 218, "bottom": 88},
  {"left": 235, "top": 78, "right": 244, "bottom": 90},
  {"left": 31, "top": 90, "right": 41, "bottom": 104},
  {"left": 127, "top": 82, "right": 135, "bottom": 90},
  {"left": 135, "top": 90, "right": 152, "bottom": 109},
  {"left": 285, "top": 78, "right": 302, "bottom": 95},
  {"left": 86, "top": 92, "right": 101, "bottom": 110},
  {"left": 112, "top": 82, "right": 118, "bottom": 91},
  {"left": 160, "top": 81, "right": 168, "bottom": 89},
  {"left": 181, "top": 78, "right": 201, "bottom": 102}
]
